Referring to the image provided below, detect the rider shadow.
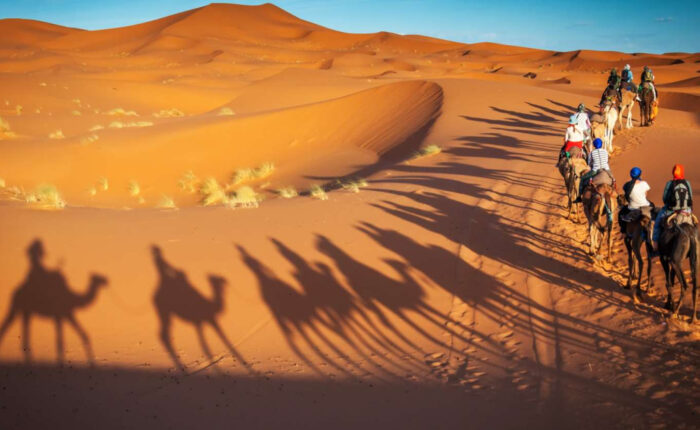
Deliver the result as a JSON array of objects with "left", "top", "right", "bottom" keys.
[
  {"left": 0, "top": 239, "right": 108, "bottom": 365},
  {"left": 151, "top": 245, "right": 251, "bottom": 373}
]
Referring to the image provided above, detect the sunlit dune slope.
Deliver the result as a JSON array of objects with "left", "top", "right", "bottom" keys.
[{"left": 0, "top": 80, "right": 442, "bottom": 207}]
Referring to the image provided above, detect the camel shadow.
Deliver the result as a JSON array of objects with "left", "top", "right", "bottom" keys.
[
  {"left": 151, "top": 245, "right": 251, "bottom": 373},
  {"left": 0, "top": 239, "right": 108, "bottom": 365}
]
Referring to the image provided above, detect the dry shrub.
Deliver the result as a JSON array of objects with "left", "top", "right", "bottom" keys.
[
  {"left": 25, "top": 184, "right": 66, "bottom": 209},
  {"left": 49, "top": 130, "right": 65, "bottom": 139},
  {"left": 158, "top": 195, "right": 177, "bottom": 209},
  {"left": 81, "top": 134, "right": 99, "bottom": 145},
  {"left": 199, "top": 177, "right": 227, "bottom": 206},
  {"left": 276, "top": 186, "right": 298, "bottom": 198},
  {"left": 0, "top": 117, "right": 15, "bottom": 139},
  {"left": 217, "top": 107, "right": 235, "bottom": 116},
  {"left": 310, "top": 184, "right": 328, "bottom": 200},
  {"left": 226, "top": 186, "right": 263, "bottom": 208},
  {"left": 339, "top": 178, "right": 368, "bottom": 193},
  {"left": 128, "top": 180, "right": 140, "bottom": 197},
  {"left": 411, "top": 144, "right": 441, "bottom": 159},
  {"left": 153, "top": 108, "right": 185, "bottom": 118},
  {"left": 106, "top": 108, "right": 138, "bottom": 117},
  {"left": 108, "top": 121, "right": 153, "bottom": 129},
  {"left": 178, "top": 171, "right": 200, "bottom": 193},
  {"left": 231, "top": 162, "right": 275, "bottom": 185}
]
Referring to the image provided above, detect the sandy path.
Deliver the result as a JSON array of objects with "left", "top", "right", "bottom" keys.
[{"left": 1, "top": 76, "right": 699, "bottom": 429}]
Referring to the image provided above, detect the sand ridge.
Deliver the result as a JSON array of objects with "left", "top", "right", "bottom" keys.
[{"left": 0, "top": 3, "right": 699, "bottom": 429}]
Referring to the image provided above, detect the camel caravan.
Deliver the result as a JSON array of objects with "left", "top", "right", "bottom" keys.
[{"left": 557, "top": 66, "right": 698, "bottom": 323}]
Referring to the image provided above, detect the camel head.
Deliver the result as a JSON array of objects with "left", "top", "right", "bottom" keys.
[
  {"left": 89, "top": 273, "right": 109, "bottom": 289},
  {"left": 208, "top": 274, "right": 227, "bottom": 292}
]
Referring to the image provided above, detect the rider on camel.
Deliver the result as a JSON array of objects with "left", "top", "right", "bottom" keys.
[
  {"left": 640, "top": 66, "right": 658, "bottom": 101},
  {"left": 652, "top": 164, "right": 693, "bottom": 252},
  {"left": 620, "top": 64, "right": 635, "bottom": 91},
  {"left": 619, "top": 167, "right": 653, "bottom": 233},
  {"left": 600, "top": 68, "right": 621, "bottom": 106},
  {"left": 575, "top": 138, "right": 613, "bottom": 201},
  {"left": 562, "top": 114, "right": 585, "bottom": 157},
  {"left": 574, "top": 103, "right": 591, "bottom": 145}
]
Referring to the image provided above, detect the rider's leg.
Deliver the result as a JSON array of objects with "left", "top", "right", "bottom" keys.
[{"left": 652, "top": 207, "right": 666, "bottom": 251}]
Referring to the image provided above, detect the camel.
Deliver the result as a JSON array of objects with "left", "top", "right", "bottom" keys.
[
  {"left": 0, "top": 239, "right": 108, "bottom": 364},
  {"left": 617, "top": 202, "right": 658, "bottom": 303},
  {"left": 582, "top": 181, "right": 617, "bottom": 261},
  {"left": 639, "top": 84, "right": 655, "bottom": 127},
  {"left": 558, "top": 155, "right": 588, "bottom": 222},
  {"left": 601, "top": 101, "right": 618, "bottom": 154},
  {"left": 151, "top": 245, "right": 250, "bottom": 372},
  {"left": 658, "top": 213, "right": 699, "bottom": 322},
  {"left": 618, "top": 88, "right": 636, "bottom": 130}
]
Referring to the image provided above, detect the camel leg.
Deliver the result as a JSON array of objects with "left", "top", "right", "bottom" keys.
[
  {"left": 672, "top": 260, "right": 690, "bottom": 318},
  {"left": 660, "top": 258, "right": 673, "bottom": 310},
  {"left": 157, "top": 310, "right": 184, "bottom": 371},
  {"left": 691, "top": 257, "right": 698, "bottom": 323},
  {"left": 21, "top": 311, "right": 31, "bottom": 363},
  {"left": 66, "top": 314, "right": 94, "bottom": 364},
  {"left": 633, "top": 242, "right": 644, "bottom": 302},
  {"left": 625, "top": 238, "right": 634, "bottom": 289},
  {"left": 55, "top": 317, "right": 64, "bottom": 365},
  {"left": 210, "top": 320, "right": 252, "bottom": 372},
  {"left": 645, "top": 239, "right": 654, "bottom": 291},
  {"left": 195, "top": 324, "right": 216, "bottom": 365},
  {"left": 0, "top": 304, "right": 18, "bottom": 350}
]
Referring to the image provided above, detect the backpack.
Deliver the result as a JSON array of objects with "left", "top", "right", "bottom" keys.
[
  {"left": 621, "top": 69, "right": 630, "bottom": 81},
  {"left": 669, "top": 180, "right": 691, "bottom": 211}
]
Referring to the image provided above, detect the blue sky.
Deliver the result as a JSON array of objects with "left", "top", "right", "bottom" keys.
[{"left": 1, "top": 0, "right": 698, "bottom": 53}]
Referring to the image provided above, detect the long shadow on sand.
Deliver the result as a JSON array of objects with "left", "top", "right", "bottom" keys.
[
  {"left": 151, "top": 245, "right": 252, "bottom": 373},
  {"left": 0, "top": 239, "right": 108, "bottom": 365}
]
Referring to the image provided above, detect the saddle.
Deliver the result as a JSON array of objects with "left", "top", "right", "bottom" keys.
[
  {"left": 621, "top": 206, "right": 652, "bottom": 223},
  {"left": 666, "top": 210, "right": 698, "bottom": 228}
]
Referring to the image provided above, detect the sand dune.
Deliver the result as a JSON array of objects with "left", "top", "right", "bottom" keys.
[{"left": 0, "top": 3, "right": 698, "bottom": 429}]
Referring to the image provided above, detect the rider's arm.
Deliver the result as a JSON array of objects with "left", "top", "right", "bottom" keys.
[{"left": 662, "top": 181, "right": 672, "bottom": 206}]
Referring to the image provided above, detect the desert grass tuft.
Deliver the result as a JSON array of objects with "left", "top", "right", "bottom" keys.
[
  {"left": 217, "top": 107, "right": 235, "bottom": 116},
  {"left": 411, "top": 144, "right": 441, "bottom": 159},
  {"left": 89, "top": 124, "right": 104, "bottom": 131},
  {"left": 71, "top": 110, "right": 82, "bottom": 116},
  {"left": 226, "top": 186, "right": 263, "bottom": 208},
  {"left": 199, "top": 177, "right": 227, "bottom": 206},
  {"left": 157, "top": 195, "right": 177, "bottom": 209},
  {"left": 87, "top": 186, "right": 97, "bottom": 197},
  {"left": 231, "top": 162, "right": 275, "bottom": 185},
  {"left": 26, "top": 184, "right": 66, "bottom": 209},
  {"left": 106, "top": 108, "right": 139, "bottom": 117},
  {"left": 276, "top": 186, "right": 298, "bottom": 198},
  {"left": 127, "top": 180, "right": 140, "bottom": 197},
  {"left": 0, "top": 117, "right": 15, "bottom": 139},
  {"left": 310, "top": 184, "right": 328, "bottom": 200},
  {"left": 80, "top": 134, "right": 99, "bottom": 145},
  {"left": 109, "top": 121, "right": 153, "bottom": 129},
  {"left": 0, "top": 178, "right": 5, "bottom": 188},
  {"left": 49, "top": 130, "right": 65, "bottom": 139},
  {"left": 98, "top": 177, "right": 109, "bottom": 191},
  {"left": 153, "top": 108, "right": 185, "bottom": 118},
  {"left": 339, "top": 177, "right": 368, "bottom": 193},
  {"left": 177, "top": 171, "right": 200, "bottom": 193},
  {"left": 15, "top": 105, "right": 22, "bottom": 115}
]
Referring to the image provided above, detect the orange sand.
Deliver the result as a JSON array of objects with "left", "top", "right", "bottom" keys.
[{"left": 0, "top": 3, "right": 699, "bottom": 429}]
